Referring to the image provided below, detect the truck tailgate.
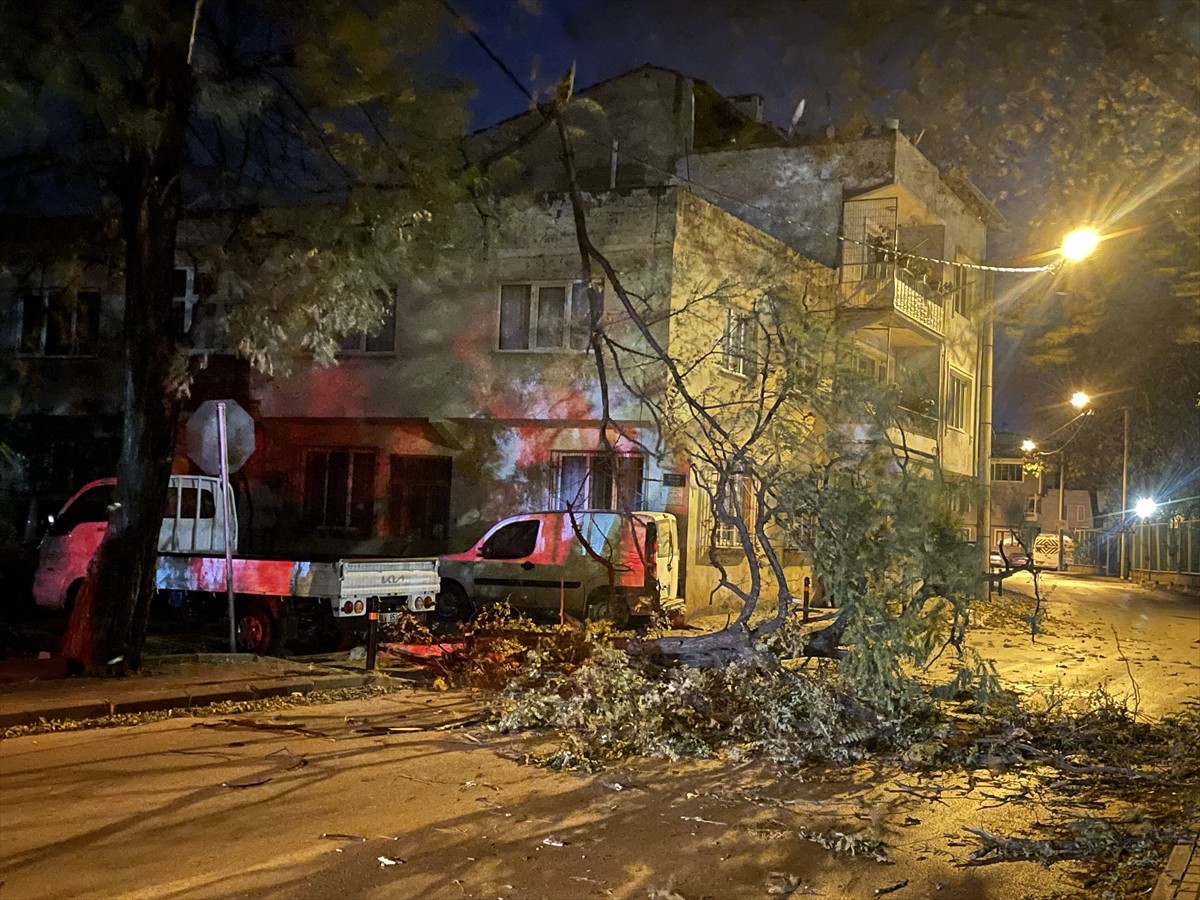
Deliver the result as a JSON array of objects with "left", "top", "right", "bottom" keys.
[{"left": 319, "top": 558, "right": 440, "bottom": 600}]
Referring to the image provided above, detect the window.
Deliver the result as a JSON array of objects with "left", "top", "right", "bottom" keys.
[
  {"left": 712, "top": 474, "right": 753, "bottom": 549},
  {"left": 480, "top": 520, "right": 540, "bottom": 559},
  {"left": 49, "top": 483, "right": 115, "bottom": 535},
  {"left": 946, "top": 371, "right": 970, "bottom": 431},
  {"left": 389, "top": 455, "right": 452, "bottom": 551},
  {"left": 498, "top": 282, "right": 591, "bottom": 351},
  {"left": 1026, "top": 495, "right": 1041, "bottom": 519},
  {"left": 303, "top": 449, "right": 376, "bottom": 532},
  {"left": 850, "top": 348, "right": 886, "bottom": 383},
  {"left": 171, "top": 267, "right": 197, "bottom": 337},
  {"left": 721, "top": 309, "right": 757, "bottom": 376},
  {"left": 784, "top": 509, "right": 818, "bottom": 551},
  {"left": 991, "top": 462, "right": 1025, "bottom": 482},
  {"left": 340, "top": 291, "right": 397, "bottom": 354},
  {"left": 952, "top": 252, "right": 974, "bottom": 318},
  {"left": 555, "top": 453, "right": 644, "bottom": 510},
  {"left": 20, "top": 289, "right": 100, "bottom": 356}
]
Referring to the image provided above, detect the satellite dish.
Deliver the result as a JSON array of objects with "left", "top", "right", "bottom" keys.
[
  {"left": 187, "top": 399, "right": 256, "bottom": 476},
  {"left": 787, "top": 98, "right": 806, "bottom": 138}
]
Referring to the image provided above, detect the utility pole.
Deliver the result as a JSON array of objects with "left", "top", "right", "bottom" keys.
[
  {"left": 1057, "top": 452, "right": 1067, "bottom": 571},
  {"left": 1120, "top": 406, "right": 1130, "bottom": 579}
]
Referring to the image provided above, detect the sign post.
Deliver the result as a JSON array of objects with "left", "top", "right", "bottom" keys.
[
  {"left": 187, "top": 399, "right": 255, "bottom": 653},
  {"left": 216, "top": 403, "right": 237, "bottom": 653}
]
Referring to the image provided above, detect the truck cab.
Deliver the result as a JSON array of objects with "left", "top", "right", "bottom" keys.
[
  {"left": 437, "top": 510, "right": 683, "bottom": 626},
  {"left": 32, "top": 475, "right": 235, "bottom": 611}
]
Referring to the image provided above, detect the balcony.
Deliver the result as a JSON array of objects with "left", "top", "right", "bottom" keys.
[{"left": 838, "top": 264, "right": 945, "bottom": 340}]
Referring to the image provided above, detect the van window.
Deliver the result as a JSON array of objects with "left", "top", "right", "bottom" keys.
[
  {"left": 480, "top": 520, "right": 540, "bottom": 559},
  {"left": 52, "top": 484, "right": 115, "bottom": 535}
]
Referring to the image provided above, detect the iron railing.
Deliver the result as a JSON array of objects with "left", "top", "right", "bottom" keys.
[{"left": 1073, "top": 519, "right": 1200, "bottom": 577}]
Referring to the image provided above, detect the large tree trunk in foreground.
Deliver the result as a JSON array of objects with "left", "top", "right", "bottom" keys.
[{"left": 75, "top": 6, "right": 194, "bottom": 674}]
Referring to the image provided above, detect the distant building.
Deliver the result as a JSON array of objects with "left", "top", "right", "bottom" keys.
[{"left": 988, "top": 433, "right": 1094, "bottom": 553}]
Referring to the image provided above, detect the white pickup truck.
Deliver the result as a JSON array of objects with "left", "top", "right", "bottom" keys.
[{"left": 32, "top": 475, "right": 439, "bottom": 654}]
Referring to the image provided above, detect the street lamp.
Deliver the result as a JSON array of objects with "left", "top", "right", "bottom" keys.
[
  {"left": 1135, "top": 497, "right": 1158, "bottom": 518},
  {"left": 1061, "top": 227, "right": 1101, "bottom": 263},
  {"left": 979, "top": 226, "right": 1102, "bottom": 581}
]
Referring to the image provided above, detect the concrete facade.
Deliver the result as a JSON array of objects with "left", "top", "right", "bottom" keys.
[{"left": 3, "top": 64, "right": 998, "bottom": 611}]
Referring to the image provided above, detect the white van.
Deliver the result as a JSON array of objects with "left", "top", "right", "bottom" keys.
[
  {"left": 1032, "top": 533, "right": 1075, "bottom": 569},
  {"left": 438, "top": 510, "right": 682, "bottom": 626}
]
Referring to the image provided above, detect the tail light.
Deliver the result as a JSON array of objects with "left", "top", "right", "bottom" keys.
[
  {"left": 342, "top": 601, "right": 354, "bottom": 614},
  {"left": 353, "top": 600, "right": 364, "bottom": 613}
]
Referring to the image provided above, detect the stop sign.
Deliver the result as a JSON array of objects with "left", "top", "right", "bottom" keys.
[{"left": 187, "top": 399, "right": 256, "bottom": 475}]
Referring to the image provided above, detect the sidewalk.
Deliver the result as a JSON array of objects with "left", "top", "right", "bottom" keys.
[
  {"left": 0, "top": 653, "right": 398, "bottom": 728},
  {"left": 1154, "top": 838, "right": 1200, "bottom": 900}
]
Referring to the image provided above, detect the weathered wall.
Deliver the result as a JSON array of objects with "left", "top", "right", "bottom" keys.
[
  {"left": 258, "top": 188, "right": 678, "bottom": 423},
  {"left": 467, "top": 66, "right": 696, "bottom": 194},
  {"left": 250, "top": 188, "right": 683, "bottom": 560},
  {"left": 667, "top": 190, "right": 836, "bottom": 611}
]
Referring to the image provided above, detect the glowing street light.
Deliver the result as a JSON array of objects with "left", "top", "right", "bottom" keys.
[
  {"left": 1135, "top": 497, "right": 1158, "bottom": 518},
  {"left": 1061, "top": 226, "right": 1101, "bottom": 262},
  {"left": 1021, "top": 438, "right": 1037, "bottom": 453},
  {"left": 1070, "top": 391, "right": 1091, "bottom": 410}
]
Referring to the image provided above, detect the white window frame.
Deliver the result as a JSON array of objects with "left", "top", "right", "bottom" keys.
[
  {"left": 720, "top": 308, "right": 756, "bottom": 377},
  {"left": 990, "top": 462, "right": 1025, "bottom": 483},
  {"left": 946, "top": 370, "right": 971, "bottom": 432},
  {"left": 702, "top": 473, "right": 753, "bottom": 551},
  {"left": 553, "top": 452, "right": 645, "bottom": 510},
  {"left": 19, "top": 287, "right": 102, "bottom": 358},
  {"left": 497, "top": 281, "right": 592, "bottom": 352},
  {"left": 173, "top": 266, "right": 198, "bottom": 334},
  {"left": 952, "top": 251, "right": 975, "bottom": 318},
  {"left": 850, "top": 347, "right": 887, "bottom": 383}
]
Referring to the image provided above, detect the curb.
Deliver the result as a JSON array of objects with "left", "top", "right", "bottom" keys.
[{"left": 0, "top": 673, "right": 375, "bottom": 728}]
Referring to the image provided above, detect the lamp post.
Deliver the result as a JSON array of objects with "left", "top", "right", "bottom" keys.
[
  {"left": 1071, "top": 392, "right": 1132, "bottom": 579},
  {"left": 1057, "top": 450, "right": 1068, "bottom": 571},
  {"left": 979, "top": 227, "right": 1101, "bottom": 581}
]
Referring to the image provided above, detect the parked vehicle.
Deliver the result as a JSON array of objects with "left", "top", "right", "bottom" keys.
[
  {"left": 1032, "top": 533, "right": 1075, "bottom": 569},
  {"left": 437, "top": 510, "right": 684, "bottom": 627},
  {"left": 989, "top": 534, "right": 1031, "bottom": 569},
  {"left": 32, "top": 475, "right": 439, "bottom": 653}
]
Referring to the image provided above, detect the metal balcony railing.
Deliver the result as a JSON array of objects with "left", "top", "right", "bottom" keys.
[{"left": 841, "top": 264, "right": 945, "bottom": 335}]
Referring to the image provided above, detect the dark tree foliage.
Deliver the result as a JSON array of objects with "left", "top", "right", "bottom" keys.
[{"left": 0, "top": 0, "right": 469, "bottom": 671}]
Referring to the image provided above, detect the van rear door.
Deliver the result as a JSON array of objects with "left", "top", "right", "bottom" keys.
[{"left": 635, "top": 512, "right": 680, "bottom": 607}]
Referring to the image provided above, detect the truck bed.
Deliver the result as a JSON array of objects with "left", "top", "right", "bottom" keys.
[{"left": 154, "top": 554, "right": 440, "bottom": 601}]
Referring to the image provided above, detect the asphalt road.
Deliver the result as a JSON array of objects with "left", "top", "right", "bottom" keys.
[
  {"left": 973, "top": 573, "right": 1200, "bottom": 717},
  {"left": 0, "top": 576, "right": 1195, "bottom": 899}
]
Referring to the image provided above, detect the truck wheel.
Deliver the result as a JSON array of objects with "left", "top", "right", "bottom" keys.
[
  {"left": 435, "top": 582, "right": 473, "bottom": 624},
  {"left": 586, "top": 590, "right": 630, "bottom": 629},
  {"left": 236, "top": 602, "right": 278, "bottom": 655}
]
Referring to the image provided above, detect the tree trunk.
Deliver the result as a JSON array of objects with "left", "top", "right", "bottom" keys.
[{"left": 80, "top": 6, "right": 194, "bottom": 674}]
